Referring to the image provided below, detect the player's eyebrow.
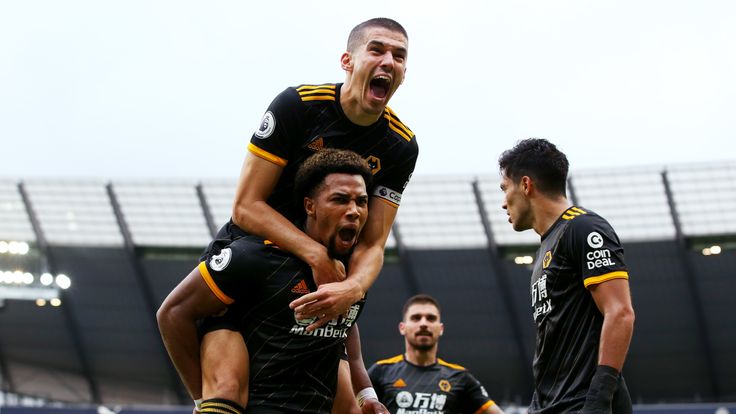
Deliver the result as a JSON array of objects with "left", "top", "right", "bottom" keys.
[{"left": 367, "top": 40, "right": 407, "bottom": 56}]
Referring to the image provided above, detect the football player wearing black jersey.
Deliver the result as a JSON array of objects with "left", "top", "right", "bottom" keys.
[
  {"left": 368, "top": 295, "right": 504, "bottom": 414},
  {"left": 158, "top": 17, "right": 417, "bottom": 413},
  {"left": 158, "top": 150, "right": 387, "bottom": 414},
  {"left": 498, "top": 139, "right": 635, "bottom": 414}
]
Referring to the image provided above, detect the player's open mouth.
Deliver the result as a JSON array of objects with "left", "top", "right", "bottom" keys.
[
  {"left": 337, "top": 227, "right": 358, "bottom": 247},
  {"left": 369, "top": 75, "right": 391, "bottom": 100}
]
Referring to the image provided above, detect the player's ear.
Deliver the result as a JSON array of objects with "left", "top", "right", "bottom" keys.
[
  {"left": 398, "top": 321, "right": 406, "bottom": 336},
  {"left": 304, "top": 197, "right": 316, "bottom": 218},
  {"left": 439, "top": 323, "right": 444, "bottom": 336},
  {"left": 341, "top": 51, "right": 353, "bottom": 72},
  {"left": 521, "top": 176, "right": 533, "bottom": 195}
]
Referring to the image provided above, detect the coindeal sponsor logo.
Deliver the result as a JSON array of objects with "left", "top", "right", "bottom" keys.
[{"left": 586, "top": 249, "right": 616, "bottom": 270}]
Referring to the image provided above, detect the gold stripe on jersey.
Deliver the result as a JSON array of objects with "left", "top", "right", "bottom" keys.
[
  {"left": 382, "top": 107, "right": 415, "bottom": 142},
  {"left": 562, "top": 207, "right": 588, "bottom": 220},
  {"left": 386, "top": 121, "right": 412, "bottom": 142},
  {"left": 297, "top": 84, "right": 336, "bottom": 102},
  {"left": 376, "top": 354, "right": 404, "bottom": 365},
  {"left": 298, "top": 88, "right": 337, "bottom": 96},
  {"left": 248, "top": 143, "right": 288, "bottom": 167},
  {"left": 438, "top": 358, "right": 466, "bottom": 371},
  {"left": 384, "top": 106, "right": 414, "bottom": 135},
  {"left": 583, "top": 271, "right": 629, "bottom": 288},
  {"left": 301, "top": 95, "right": 336, "bottom": 102},
  {"left": 296, "top": 84, "right": 336, "bottom": 91},
  {"left": 475, "top": 400, "right": 496, "bottom": 414},
  {"left": 200, "top": 402, "right": 242, "bottom": 414},
  {"left": 198, "top": 262, "right": 234, "bottom": 305},
  {"left": 199, "top": 408, "right": 236, "bottom": 414}
]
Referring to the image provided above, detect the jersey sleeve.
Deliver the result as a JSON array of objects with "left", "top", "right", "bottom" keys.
[
  {"left": 247, "top": 87, "right": 304, "bottom": 167},
  {"left": 568, "top": 214, "right": 629, "bottom": 289},
  {"left": 198, "top": 238, "right": 274, "bottom": 304},
  {"left": 459, "top": 370, "right": 495, "bottom": 414},
  {"left": 371, "top": 138, "right": 418, "bottom": 208}
]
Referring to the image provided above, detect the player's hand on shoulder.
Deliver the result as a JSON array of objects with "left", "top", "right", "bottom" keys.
[{"left": 361, "top": 398, "right": 388, "bottom": 414}]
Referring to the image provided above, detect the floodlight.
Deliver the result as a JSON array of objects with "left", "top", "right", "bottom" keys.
[
  {"left": 8, "top": 242, "right": 20, "bottom": 254},
  {"left": 514, "top": 256, "right": 534, "bottom": 265},
  {"left": 710, "top": 245, "right": 722, "bottom": 255},
  {"left": 23, "top": 273, "right": 34, "bottom": 285},
  {"left": 18, "top": 242, "right": 29, "bottom": 255},
  {"left": 36, "top": 299, "right": 47, "bottom": 306},
  {"left": 50, "top": 298, "right": 62, "bottom": 307},
  {"left": 40, "top": 273, "right": 54, "bottom": 286},
  {"left": 0, "top": 241, "right": 7, "bottom": 253},
  {"left": 55, "top": 274, "right": 71, "bottom": 290}
]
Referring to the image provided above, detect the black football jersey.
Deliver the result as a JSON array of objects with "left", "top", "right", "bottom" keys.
[
  {"left": 529, "top": 206, "right": 629, "bottom": 413},
  {"left": 199, "top": 235, "right": 365, "bottom": 414},
  {"left": 248, "top": 83, "right": 418, "bottom": 222},
  {"left": 368, "top": 355, "right": 496, "bottom": 414}
]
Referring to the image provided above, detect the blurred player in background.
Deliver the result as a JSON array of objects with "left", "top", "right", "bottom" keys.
[{"left": 368, "top": 294, "right": 504, "bottom": 414}]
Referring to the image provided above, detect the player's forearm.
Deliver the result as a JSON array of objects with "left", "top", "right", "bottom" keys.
[
  {"left": 597, "top": 305, "right": 635, "bottom": 371},
  {"left": 346, "top": 242, "right": 385, "bottom": 294},
  {"left": 346, "top": 325, "right": 372, "bottom": 393},
  {"left": 232, "top": 200, "right": 325, "bottom": 266},
  {"left": 156, "top": 306, "right": 203, "bottom": 400}
]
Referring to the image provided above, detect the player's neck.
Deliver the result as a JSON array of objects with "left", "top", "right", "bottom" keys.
[
  {"left": 404, "top": 347, "right": 437, "bottom": 367},
  {"left": 339, "top": 81, "right": 383, "bottom": 126},
  {"left": 532, "top": 197, "right": 571, "bottom": 236}
]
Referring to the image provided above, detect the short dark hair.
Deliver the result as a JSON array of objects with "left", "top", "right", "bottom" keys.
[
  {"left": 294, "top": 149, "right": 373, "bottom": 203},
  {"left": 347, "top": 18, "right": 408, "bottom": 52},
  {"left": 498, "top": 138, "right": 569, "bottom": 197},
  {"left": 402, "top": 294, "right": 441, "bottom": 321}
]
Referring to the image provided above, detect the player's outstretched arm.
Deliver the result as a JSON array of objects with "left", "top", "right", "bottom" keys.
[
  {"left": 156, "top": 267, "right": 227, "bottom": 402},
  {"left": 232, "top": 153, "right": 346, "bottom": 285},
  {"left": 291, "top": 198, "right": 396, "bottom": 330},
  {"left": 582, "top": 278, "right": 635, "bottom": 413}
]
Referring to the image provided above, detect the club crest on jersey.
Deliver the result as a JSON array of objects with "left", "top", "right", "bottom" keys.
[
  {"left": 254, "top": 111, "right": 275, "bottom": 139},
  {"left": 543, "top": 251, "right": 552, "bottom": 269},
  {"left": 438, "top": 379, "right": 451, "bottom": 392},
  {"left": 366, "top": 155, "right": 381, "bottom": 174},
  {"left": 210, "top": 248, "right": 232, "bottom": 272}
]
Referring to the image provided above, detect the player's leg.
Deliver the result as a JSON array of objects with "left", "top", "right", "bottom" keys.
[
  {"left": 332, "top": 359, "right": 360, "bottom": 414},
  {"left": 201, "top": 327, "right": 250, "bottom": 407}
]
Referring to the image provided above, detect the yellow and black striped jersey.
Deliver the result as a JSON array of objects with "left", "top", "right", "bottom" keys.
[
  {"left": 248, "top": 83, "right": 418, "bottom": 223},
  {"left": 367, "top": 354, "right": 497, "bottom": 414},
  {"left": 529, "top": 206, "right": 630, "bottom": 413}
]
